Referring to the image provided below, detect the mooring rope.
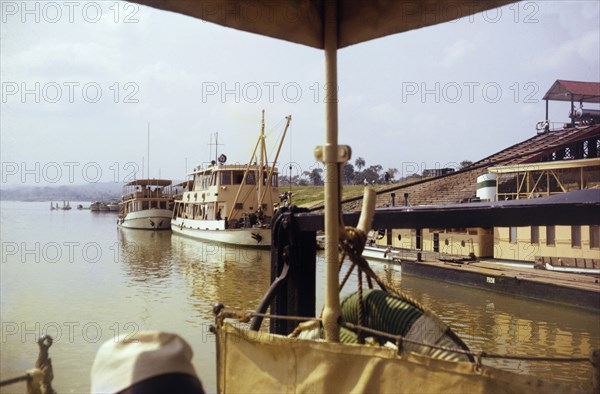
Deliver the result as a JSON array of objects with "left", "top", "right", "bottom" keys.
[
  {"left": 0, "top": 335, "right": 56, "bottom": 394},
  {"left": 340, "top": 226, "right": 433, "bottom": 315}
]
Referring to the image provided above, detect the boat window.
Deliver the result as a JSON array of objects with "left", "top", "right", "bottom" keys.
[
  {"left": 233, "top": 171, "right": 245, "bottom": 184},
  {"left": 211, "top": 172, "right": 217, "bottom": 186},
  {"left": 235, "top": 203, "right": 243, "bottom": 210},
  {"left": 221, "top": 171, "right": 231, "bottom": 185},
  {"left": 246, "top": 171, "right": 256, "bottom": 185},
  {"left": 271, "top": 173, "right": 278, "bottom": 187}
]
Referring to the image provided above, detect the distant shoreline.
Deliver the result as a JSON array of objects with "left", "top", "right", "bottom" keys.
[{"left": 0, "top": 182, "right": 123, "bottom": 202}]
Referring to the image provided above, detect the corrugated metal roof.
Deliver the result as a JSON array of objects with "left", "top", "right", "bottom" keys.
[
  {"left": 543, "top": 80, "right": 600, "bottom": 103},
  {"left": 338, "top": 124, "right": 600, "bottom": 210}
]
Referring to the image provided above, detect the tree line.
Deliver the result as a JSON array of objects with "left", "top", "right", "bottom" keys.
[{"left": 279, "top": 158, "right": 474, "bottom": 186}]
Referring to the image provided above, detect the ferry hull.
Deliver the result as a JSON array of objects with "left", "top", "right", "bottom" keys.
[
  {"left": 171, "top": 218, "right": 270, "bottom": 248},
  {"left": 119, "top": 209, "right": 172, "bottom": 230}
]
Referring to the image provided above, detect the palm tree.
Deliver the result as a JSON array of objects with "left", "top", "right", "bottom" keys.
[{"left": 354, "top": 157, "right": 366, "bottom": 171}]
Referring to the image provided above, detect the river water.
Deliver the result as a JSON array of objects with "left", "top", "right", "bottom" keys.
[{"left": 1, "top": 201, "right": 599, "bottom": 393}]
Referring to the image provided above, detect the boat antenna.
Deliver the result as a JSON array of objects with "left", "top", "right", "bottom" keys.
[
  {"left": 147, "top": 123, "right": 150, "bottom": 178},
  {"left": 289, "top": 118, "right": 293, "bottom": 198},
  {"left": 208, "top": 132, "right": 224, "bottom": 165}
]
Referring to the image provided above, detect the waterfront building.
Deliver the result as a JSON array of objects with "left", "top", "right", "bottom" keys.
[{"left": 356, "top": 80, "right": 599, "bottom": 269}]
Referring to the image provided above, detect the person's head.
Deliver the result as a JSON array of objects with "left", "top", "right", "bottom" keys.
[{"left": 91, "top": 331, "right": 204, "bottom": 393}]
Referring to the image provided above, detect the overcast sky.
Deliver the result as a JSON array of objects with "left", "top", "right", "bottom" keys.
[{"left": 1, "top": 1, "right": 599, "bottom": 187}]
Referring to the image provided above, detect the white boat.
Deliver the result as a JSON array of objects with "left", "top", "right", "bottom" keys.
[
  {"left": 118, "top": 179, "right": 174, "bottom": 230},
  {"left": 362, "top": 245, "right": 398, "bottom": 262},
  {"left": 171, "top": 112, "right": 291, "bottom": 248},
  {"left": 107, "top": 201, "right": 120, "bottom": 212}
]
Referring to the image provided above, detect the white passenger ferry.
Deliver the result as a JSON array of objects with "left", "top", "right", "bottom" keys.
[
  {"left": 118, "top": 179, "right": 174, "bottom": 230},
  {"left": 171, "top": 112, "right": 291, "bottom": 247}
]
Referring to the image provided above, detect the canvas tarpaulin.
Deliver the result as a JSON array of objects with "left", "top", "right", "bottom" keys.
[{"left": 215, "top": 322, "right": 577, "bottom": 393}]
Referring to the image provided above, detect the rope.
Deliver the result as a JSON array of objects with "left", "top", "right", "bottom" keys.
[
  {"left": 339, "top": 259, "right": 355, "bottom": 291},
  {"left": 357, "top": 268, "right": 365, "bottom": 344},
  {"left": 339, "top": 225, "right": 474, "bottom": 359},
  {"left": 0, "top": 336, "right": 55, "bottom": 394},
  {"left": 340, "top": 226, "right": 431, "bottom": 314},
  {"left": 0, "top": 374, "right": 32, "bottom": 387}
]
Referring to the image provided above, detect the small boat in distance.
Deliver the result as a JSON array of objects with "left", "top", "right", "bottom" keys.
[
  {"left": 117, "top": 179, "right": 174, "bottom": 230},
  {"left": 51, "top": 201, "right": 71, "bottom": 210},
  {"left": 171, "top": 112, "right": 291, "bottom": 247}
]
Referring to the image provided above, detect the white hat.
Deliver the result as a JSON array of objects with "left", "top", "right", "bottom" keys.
[{"left": 91, "top": 331, "right": 199, "bottom": 393}]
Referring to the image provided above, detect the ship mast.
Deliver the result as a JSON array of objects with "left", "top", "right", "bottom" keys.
[
  {"left": 257, "top": 110, "right": 266, "bottom": 209},
  {"left": 259, "top": 115, "right": 291, "bottom": 204}
]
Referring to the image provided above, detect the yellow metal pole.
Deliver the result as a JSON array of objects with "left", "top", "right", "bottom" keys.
[
  {"left": 260, "top": 115, "right": 292, "bottom": 204},
  {"left": 322, "top": 0, "right": 341, "bottom": 343},
  {"left": 258, "top": 110, "right": 265, "bottom": 209}
]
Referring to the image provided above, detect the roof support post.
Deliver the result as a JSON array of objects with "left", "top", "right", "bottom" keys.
[{"left": 322, "top": 0, "right": 341, "bottom": 343}]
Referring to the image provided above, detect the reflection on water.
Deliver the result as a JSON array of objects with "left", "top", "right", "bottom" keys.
[
  {"left": 118, "top": 228, "right": 174, "bottom": 284},
  {"left": 169, "top": 236, "right": 271, "bottom": 321},
  {"left": 367, "top": 265, "right": 600, "bottom": 389},
  {"left": 1, "top": 202, "right": 598, "bottom": 393}
]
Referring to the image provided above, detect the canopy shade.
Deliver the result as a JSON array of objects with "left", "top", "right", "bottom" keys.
[
  {"left": 543, "top": 80, "right": 600, "bottom": 104},
  {"left": 132, "top": 0, "right": 516, "bottom": 49}
]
